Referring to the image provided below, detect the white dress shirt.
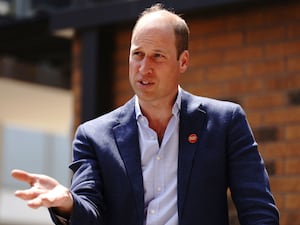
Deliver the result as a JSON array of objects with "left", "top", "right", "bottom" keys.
[{"left": 135, "top": 88, "right": 181, "bottom": 225}]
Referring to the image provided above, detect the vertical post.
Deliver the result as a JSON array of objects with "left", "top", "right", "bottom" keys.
[
  {"left": 81, "top": 29, "right": 100, "bottom": 123},
  {"left": 71, "top": 32, "right": 82, "bottom": 132},
  {"left": 71, "top": 27, "right": 114, "bottom": 129}
]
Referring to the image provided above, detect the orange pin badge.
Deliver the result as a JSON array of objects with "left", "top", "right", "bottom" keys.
[{"left": 188, "top": 133, "right": 198, "bottom": 144}]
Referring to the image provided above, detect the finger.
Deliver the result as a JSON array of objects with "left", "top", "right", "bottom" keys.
[
  {"left": 27, "top": 193, "right": 57, "bottom": 209},
  {"left": 15, "top": 190, "right": 38, "bottom": 201},
  {"left": 15, "top": 188, "right": 45, "bottom": 201},
  {"left": 11, "top": 169, "right": 35, "bottom": 185},
  {"left": 27, "top": 197, "right": 44, "bottom": 209}
]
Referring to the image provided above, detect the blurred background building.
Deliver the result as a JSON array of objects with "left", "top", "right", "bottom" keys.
[
  {"left": 0, "top": 0, "right": 300, "bottom": 225},
  {"left": 0, "top": 1, "right": 72, "bottom": 225}
]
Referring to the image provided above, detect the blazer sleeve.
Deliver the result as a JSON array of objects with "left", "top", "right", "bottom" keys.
[
  {"left": 54, "top": 124, "right": 105, "bottom": 225},
  {"left": 227, "top": 105, "right": 279, "bottom": 224}
]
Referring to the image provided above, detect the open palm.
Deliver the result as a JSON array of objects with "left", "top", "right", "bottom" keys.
[{"left": 11, "top": 169, "right": 73, "bottom": 213}]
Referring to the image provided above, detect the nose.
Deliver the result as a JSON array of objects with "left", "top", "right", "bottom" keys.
[{"left": 139, "top": 56, "right": 153, "bottom": 75}]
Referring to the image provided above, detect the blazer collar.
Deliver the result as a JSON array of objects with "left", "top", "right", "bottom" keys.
[
  {"left": 113, "top": 98, "right": 144, "bottom": 225},
  {"left": 113, "top": 91, "right": 207, "bottom": 223},
  {"left": 177, "top": 90, "right": 207, "bottom": 218}
]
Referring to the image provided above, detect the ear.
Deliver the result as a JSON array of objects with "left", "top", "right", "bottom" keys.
[{"left": 179, "top": 50, "right": 189, "bottom": 73}]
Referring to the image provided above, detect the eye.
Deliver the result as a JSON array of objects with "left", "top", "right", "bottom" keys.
[
  {"left": 153, "top": 53, "right": 166, "bottom": 62},
  {"left": 132, "top": 51, "right": 144, "bottom": 59},
  {"left": 154, "top": 53, "right": 163, "bottom": 58}
]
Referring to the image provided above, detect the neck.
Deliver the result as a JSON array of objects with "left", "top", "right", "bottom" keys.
[
  {"left": 140, "top": 101, "right": 174, "bottom": 143},
  {"left": 137, "top": 91, "right": 179, "bottom": 142}
]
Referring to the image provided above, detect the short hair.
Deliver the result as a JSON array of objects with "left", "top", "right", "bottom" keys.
[{"left": 134, "top": 3, "right": 190, "bottom": 59}]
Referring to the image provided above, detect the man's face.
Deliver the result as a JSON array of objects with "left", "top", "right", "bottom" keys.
[{"left": 129, "top": 14, "right": 188, "bottom": 106}]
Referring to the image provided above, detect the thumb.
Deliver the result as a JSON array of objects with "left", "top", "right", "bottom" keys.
[{"left": 11, "top": 169, "right": 35, "bottom": 186}]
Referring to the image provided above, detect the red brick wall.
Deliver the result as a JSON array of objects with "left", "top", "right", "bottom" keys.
[{"left": 113, "top": 2, "right": 300, "bottom": 224}]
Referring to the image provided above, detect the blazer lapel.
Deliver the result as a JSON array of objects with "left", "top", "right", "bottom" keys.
[
  {"left": 177, "top": 91, "right": 207, "bottom": 219},
  {"left": 113, "top": 99, "right": 144, "bottom": 225},
  {"left": 112, "top": 93, "right": 207, "bottom": 222}
]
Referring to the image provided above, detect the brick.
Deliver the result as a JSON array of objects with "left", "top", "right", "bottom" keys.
[
  {"left": 253, "top": 126, "right": 279, "bottom": 143},
  {"left": 188, "top": 17, "right": 227, "bottom": 36},
  {"left": 272, "top": 193, "right": 283, "bottom": 212},
  {"left": 288, "top": 23, "right": 300, "bottom": 39},
  {"left": 280, "top": 211, "right": 300, "bottom": 225},
  {"left": 226, "top": 9, "right": 266, "bottom": 31},
  {"left": 190, "top": 32, "right": 243, "bottom": 52},
  {"left": 115, "top": 29, "right": 131, "bottom": 48},
  {"left": 261, "top": 142, "right": 300, "bottom": 157},
  {"left": 223, "top": 78, "right": 263, "bottom": 96},
  {"left": 189, "top": 50, "right": 223, "bottom": 66},
  {"left": 113, "top": 91, "right": 134, "bottom": 107},
  {"left": 113, "top": 76, "right": 131, "bottom": 93},
  {"left": 246, "top": 26, "right": 286, "bottom": 45},
  {"left": 264, "top": 160, "right": 276, "bottom": 175},
  {"left": 225, "top": 2, "right": 300, "bottom": 30},
  {"left": 267, "top": 2, "right": 300, "bottom": 23},
  {"left": 189, "top": 38, "right": 206, "bottom": 52},
  {"left": 206, "top": 64, "right": 244, "bottom": 82},
  {"left": 224, "top": 46, "right": 263, "bottom": 63},
  {"left": 246, "top": 111, "right": 262, "bottom": 126},
  {"left": 180, "top": 67, "right": 206, "bottom": 86},
  {"left": 270, "top": 177, "right": 300, "bottom": 192},
  {"left": 285, "top": 193, "right": 300, "bottom": 210},
  {"left": 114, "top": 48, "right": 129, "bottom": 64},
  {"left": 114, "top": 63, "right": 128, "bottom": 79},
  {"left": 285, "top": 158, "right": 300, "bottom": 175},
  {"left": 287, "top": 56, "right": 300, "bottom": 72},
  {"left": 285, "top": 124, "right": 300, "bottom": 141},
  {"left": 288, "top": 89, "right": 300, "bottom": 105},
  {"left": 192, "top": 32, "right": 243, "bottom": 51},
  {"left": 265, "top": 73, "right": 300, "bottom": 91},
  {"left": 246, "top": 59, "right": 285, "bottom": 77},
  {"left": 265, "top": 40, "right": 300, "bottom": 59},
  {"left": 262, "top": 107, "right": 300, "bottom": 125},
  {"left": 274, "top": 160, "right": 285, "bottom": 176},
  {"left": 185, "top": 83, "right": 225, "bottom": 99},
  {"left": 243, "top": 92, "right": 285, "bottom": 110}
]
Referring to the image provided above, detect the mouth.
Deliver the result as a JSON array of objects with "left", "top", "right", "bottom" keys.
[{"left": 138, "top": 80, "right": 153, "bottom": 86}]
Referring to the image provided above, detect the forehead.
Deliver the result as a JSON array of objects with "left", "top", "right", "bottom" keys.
[
  {"left": 131, "top": 12, "right": 176, "bottom": 49},
  {"left": 134, "top": 11, "right": 175, "bottom": 33}
]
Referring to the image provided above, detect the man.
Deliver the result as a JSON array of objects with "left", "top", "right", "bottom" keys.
[{"left": 12, "top": 3, "right": 279, "bottom": 225}]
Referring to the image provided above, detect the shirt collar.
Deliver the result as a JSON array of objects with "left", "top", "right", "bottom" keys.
[{"left": 135, "top": 86, "right": 182, "bottom": 120}]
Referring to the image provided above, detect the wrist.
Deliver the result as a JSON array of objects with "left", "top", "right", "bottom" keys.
[{"left": 53, "top": 188, "right": 74, "bottom": 218}]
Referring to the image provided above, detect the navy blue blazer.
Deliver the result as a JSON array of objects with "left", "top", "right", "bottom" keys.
[{"left": 51, "top": 90, "right": 279, "bottom": 225}]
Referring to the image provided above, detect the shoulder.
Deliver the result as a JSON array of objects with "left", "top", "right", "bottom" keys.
[
  {"left": 181, "top": 90, "right": 251, "bottom": 136},
  {"left": 181, "top": 89, "right": 243, "bottom": 116},
  {"left": 76, "top": 97, "right": 135, "bottom": 135}
]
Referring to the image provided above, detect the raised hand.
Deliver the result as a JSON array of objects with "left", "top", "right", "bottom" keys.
[{"left": 11, "top": 169, "right": 73, "bottom": 216}]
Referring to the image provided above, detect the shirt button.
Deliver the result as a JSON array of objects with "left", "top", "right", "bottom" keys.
[
  {"left": 150, "top": 209, "right": 155, "bottom": 214},
  {"left": 157, "top": 187, "right": 161, "bottom": 192},
  {"left": 156, "top": 156, "right": 161, "bottom": 161}
]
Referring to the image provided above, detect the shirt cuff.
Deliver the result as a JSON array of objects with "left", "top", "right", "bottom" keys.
[{"left": 55, "top": 214, "right": 69, "bottom": 225}]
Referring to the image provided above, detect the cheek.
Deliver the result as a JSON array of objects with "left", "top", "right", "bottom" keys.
[
  {"left": 163, "top": 68, "right": 181, "bottom": 85},
  {"left": 128, "top": 64, "right": 136, "bottom": 83},
  {"left": 129, "top": 60, "right": 139, "bottom": 73}
]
